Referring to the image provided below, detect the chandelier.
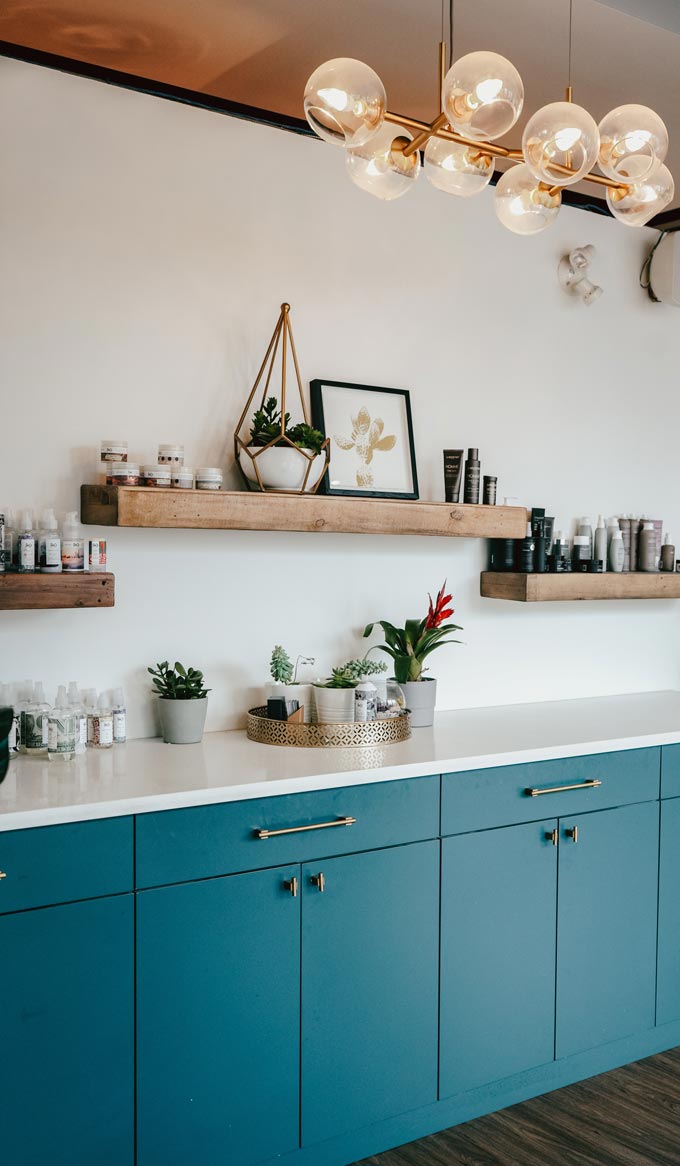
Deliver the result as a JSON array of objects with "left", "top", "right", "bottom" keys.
[{"left": 303, "top": 10, "right": 673, "bottom": 235}]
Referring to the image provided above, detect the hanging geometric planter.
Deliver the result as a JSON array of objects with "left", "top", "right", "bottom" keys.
[{"left": 234, "top": 303, "right": 330, "bottom": 494}]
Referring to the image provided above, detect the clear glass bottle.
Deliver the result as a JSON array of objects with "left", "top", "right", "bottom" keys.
[
  {"left": 48, "top": 686, "right": 76, "bottom": 762},
  {"left": 25, "top": 682, "right": 50, "bottom": 754},
  {"left": 39, "top": 508, "right": 62, "bottom": 573},
  {"left": 112, "top": 687, "right": 127, "bottom": 744},
  {"left": 18, "top": 511, "right": 36, "bottom": 573},
  {"left": 68, "top": 681, "right": 87, "bottom": 754},
  {"left": 3, "top": 510, "right": 17, "bottom": 571},
  {"left": 61, "top": 511, "right": 85, "bottom": 573},
  {"left": 84, "top": 688, "right": 98, "bottom": 745},
  {"left": 89, "top": 693, "right": 114, "bottom": 749}
]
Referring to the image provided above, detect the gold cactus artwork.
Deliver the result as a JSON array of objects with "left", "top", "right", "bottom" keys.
[{"left": 334, "top": 407, "right": 397, "bottom": 488}]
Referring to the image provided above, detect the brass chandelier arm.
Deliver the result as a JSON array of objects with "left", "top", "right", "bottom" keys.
[{"left": 384, "top": 110, "right": 629, "bottom": 193}]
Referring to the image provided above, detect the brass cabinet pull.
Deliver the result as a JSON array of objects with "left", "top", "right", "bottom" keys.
[
  {"left": 545, "top": 829, "right": 559, "bottom": 846},
  {"left": 283, "top": 876, "right": 298, "bottom": 898},
  {"left": 310, "top": 872, "right": 326, "bottom": 894},
  {"left": 525, "top": 779, "right": 602, "bottom": 798},
  {"left": 565, "top": 825, "right": 579, "bottom": 844},
  {"left": 255, "top": 816, "right": 356, "bottom": 840},
  {"left": 0, "top": 871, "right": 6, "bottom": 880}
]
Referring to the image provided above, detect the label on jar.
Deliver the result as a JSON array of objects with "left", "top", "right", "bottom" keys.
[
  {"left": 89, "top": 540, "right": 107, "bottom": 569},
  {"left": 77, "top": 714, "right": 87, "bottom": 746},
  {"left": 62, "top": 538, "right": 85, "bottom": 571},
  {"left": 48, "top": 717, "right": 75, "bottom": 754},
  {"left": 92, "top": 714, "right": 114, "bottom": 746},
  {"left": 113, "top": 711, "right": 126, "bottom": 742},
  {"left": 24, "top": 711, "right": 47, "bottom": 750}
]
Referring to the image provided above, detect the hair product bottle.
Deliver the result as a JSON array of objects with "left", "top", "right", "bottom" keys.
[
  {"left": 62, "top": 511, "right": 85, "bottom": 573},
  {"left": 609, "top": 529, "right": 625, "bottom": 572},
  {"left": 112, "top": 688, "right": 127, "bottom": 744},
  {"left": 639, "top": 522, "right": 657, "bottom": 572},
  {"left": 661, "top": 534, "right": 676, "bottom": 573},
  {"left": 68, "top": 681, "right": 87, "bottom": 754},
  {"left": 18, "top": 511, "right": 36, "bottom": 573},
  {"left": 48, "top": 686, "right": 76, "bottom": 762},
  {"left": 39, "top": 509, "right": 62, "bottom": 573},
  {"left": 25, "top": 682, "right": 50, "bottom": 754},
  {"left": 463, "top": 448, "right": 481, "bottom": 505},
  {"left": 593, "top": 516, "right": 607, "bottom": 572}
]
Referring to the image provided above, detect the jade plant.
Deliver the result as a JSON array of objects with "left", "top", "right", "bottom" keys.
[
  {"left": 269, "top": 647, "right": 315, "bottom": 684},
  {"left": 364, "top": 582, "right": 463, "bottom": 684},
  {"left": 250, "top": 396, "right": 326, "bottom": 455},
  {"left": 148, "top": 661, "right": 210, "bottom": 700}
]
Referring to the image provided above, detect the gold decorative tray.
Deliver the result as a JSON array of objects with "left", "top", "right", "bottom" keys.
[{"left": 246, "top": 707, "right": 411, "bottom": 748}]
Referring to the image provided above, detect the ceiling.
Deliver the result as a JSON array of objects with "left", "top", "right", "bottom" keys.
[{"left": 2, "top": 0, "right": 680, "bottom": 214}]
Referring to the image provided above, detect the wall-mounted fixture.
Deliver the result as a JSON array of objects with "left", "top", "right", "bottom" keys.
[
  {"left": 303, "top": 2, "right": 673, "bottom": 235},
  {"left": 558, "top": 246, "right": 603, "bottom": 305}
]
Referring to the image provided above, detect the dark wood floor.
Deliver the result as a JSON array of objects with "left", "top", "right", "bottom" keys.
[{"left": 355, "top": 1047, "right": 680, "bottom": 1166}]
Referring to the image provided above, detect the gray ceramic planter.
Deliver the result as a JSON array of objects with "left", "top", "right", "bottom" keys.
[
  {"left": 158, "top": 697, "right": 208, "bottom": 744},
  {"left": 399, "top": 678, "right": 437, "bottom": 728}
]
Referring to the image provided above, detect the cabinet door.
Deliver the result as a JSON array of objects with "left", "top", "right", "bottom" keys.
[
  {"left": 556, "top": 801, "right": 658, "bottom": 1059},
  {"left": 137, "top": 865, "right": 300, "bottom": 1166},
  {"left": 0, "top": 895, "right": 134, "bottom": 1166},
  {"left": 301, "top": 841, "right": 439, "bottom": 1146},
  {"left": 657, "top": 798, "right": 680, "bottom": 1025},
  {"left": 440, "top": 820, "right": 558, "bottom": 1097}
]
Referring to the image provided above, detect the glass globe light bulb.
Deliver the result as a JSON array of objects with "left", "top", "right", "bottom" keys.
[
  {"left": 441, "top": 51, "right": 524, "bottom": 142},
  {"left": 606, "top": 163, "right": 674, "bottom": 226},
  {"left": 346, "top": 124, "right": 420, "bottom": 200},
  {"left": 424, "top": 136, "right": 494, "bottom": 197},
  {"left": 598, "top": 104, "right": 668, "bottom": 181},
  {"left": 304, "top": 58, "right": 386, "bottom": 148},
  {"left": 522, "top": 101, "right": 600, "bottom": 186},
  {"left": 494, "top": 164, "right": 561, "bottom": 235}
]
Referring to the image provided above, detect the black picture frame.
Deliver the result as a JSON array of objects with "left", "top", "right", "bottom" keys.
[{"left": 310, "top": 379, "right": 419, "bottom": 500}]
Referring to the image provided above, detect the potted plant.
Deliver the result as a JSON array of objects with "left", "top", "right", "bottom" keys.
[
  {"left": 363, "top": 582, "right": 463, "bottom": 727},
  {"left": 148, "top": 660, "right": 211, "bottom": 744},
  {"left": 264, "top": 646, "right": 316, "bottom": 723},
  {"left": 312, "top": 656, "right": 388, "bottom": 723},
  {"left": 239, "top": 397, "right": 328, "bottom": 492}
]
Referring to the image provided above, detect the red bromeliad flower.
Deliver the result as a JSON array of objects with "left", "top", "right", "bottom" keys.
[{"left": 425, "top": 581, "right": 454, "bottom": 629}]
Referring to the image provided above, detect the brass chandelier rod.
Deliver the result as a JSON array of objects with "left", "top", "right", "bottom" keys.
[{"left": 387, "top": 42, "right": 628, "bottom": 195}]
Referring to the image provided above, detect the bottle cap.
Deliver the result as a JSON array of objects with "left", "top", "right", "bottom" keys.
[
  {"left": 596, "top": 515, "right": 605, "bottom": 527},
  {"left": 34, "top": 682, "right": 46, "bottom": 703},
  {"left": 56, "top": 685, "right": 68, "bottom": 709},
  {"left": 468, "top": 448, "right": 479, "bottom": 459},
  {"left": 20, "top": 510, "right": 32, "bottom": 528},
  {"left": 580, "top": 516, "right": 593, "bottom": 525},
  {"left": 113, "top": 687, "right": 124, "bottom": 704},
  {"left": 525, "top": 522, "right": 532, "bottom": 538},
  {"left": 664, "top": 533, "right": 673, "bottom": 544}
]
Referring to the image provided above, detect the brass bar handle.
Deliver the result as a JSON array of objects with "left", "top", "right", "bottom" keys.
[
  {"left": 283, "top": 877, "right": 298, "bottom": 898},
  {"left": 310, "top": 872, "right": 325, "bottom": 894},
  {"left": 525, "top": 779, "right": 602, "bottom": 798},
  {"left": 0, "top": 871, "right": 6, "bottom": 880},
  {"left": 545, "top": 829, "right": 559, "bottom": 846},
  {"left": 565, "top": 826, "right": 579, "bottom": 844},
  {"left": 255, "top": 816, "right": 356, "bottom": 840}
]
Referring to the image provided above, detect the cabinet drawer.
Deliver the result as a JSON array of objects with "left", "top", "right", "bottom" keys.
[
  {"left": 441, "top": 748, "right": 660, "bottom": 836},
  {"left": 0, "top": 817, "right": 134, "bottom": 914},
  {"left": 661, "top": 744, "right": 680, "bottom": 799},
  {"left": 136, "top": 775, "right": 440, "bottom": 889}
]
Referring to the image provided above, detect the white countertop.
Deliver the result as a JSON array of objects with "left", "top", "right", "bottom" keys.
[{"left": 2, "top": 689, "right": 680, "bottom": 831}]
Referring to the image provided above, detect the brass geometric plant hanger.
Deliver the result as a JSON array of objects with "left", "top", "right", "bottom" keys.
[{"left": 234, "top": 303, "right": 330, "bottom": 494}]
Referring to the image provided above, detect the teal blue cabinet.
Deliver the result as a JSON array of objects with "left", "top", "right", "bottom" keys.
[
  {"left": 136, "top": 864, "right": 301, "bottom": 1166},
  {"left": 0, "top": 894, "right": 134, "bottom": 1166},
  {"left": 657, "top": 798, "right": 680, "bottom": 1025},
  {"left": 301, "top": 841, "right": 439, "bottom": 1145},
  {"left": 440, "top": 820, "right": 558, "bottom": 1096},
  {"left": 556, "top": 801, "right": 658, "bottom": 1058}
]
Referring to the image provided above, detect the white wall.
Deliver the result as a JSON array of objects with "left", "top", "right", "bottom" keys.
[{"left": 2, "top": 57, "right": 679, "bottom": 738}]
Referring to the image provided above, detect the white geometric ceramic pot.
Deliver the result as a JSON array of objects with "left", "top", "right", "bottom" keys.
[{"left": 240, "top": 446, "right": 326, "bottom": 492}]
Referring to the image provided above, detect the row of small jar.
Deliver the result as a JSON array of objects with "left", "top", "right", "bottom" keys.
[{"left": 101, "top": 441, "right": 223, "bottom": 490}]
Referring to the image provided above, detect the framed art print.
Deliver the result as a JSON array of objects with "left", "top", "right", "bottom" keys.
[{"left": 310, "top": 380, "right": 419, "bottom": 499}]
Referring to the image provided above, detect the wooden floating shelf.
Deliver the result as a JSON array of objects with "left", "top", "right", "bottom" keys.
[
  {"left": 481, "top": 572, "right": 680, "bottom": 603},
  {"left": 81, "top": 485, "right": 528, "bottom": 539},
  {"left": 0, "top": 572, "right": 115, "bottom": 610}
]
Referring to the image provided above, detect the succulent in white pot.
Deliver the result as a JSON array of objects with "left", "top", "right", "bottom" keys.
[
  {"left": 239, "top": 397, "right": 329, "bottom": 493},
  {"left": 264, "top": 646, "right": 316, "bottom": 723},
  {"left": 148, "top": 660, "right": 210, "bottom": 744},
  {"left": 313, "top": 669, "right": 358, "bottom": 724}
]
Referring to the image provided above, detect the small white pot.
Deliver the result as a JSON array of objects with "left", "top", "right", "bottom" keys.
[
  {"left": 264, "top": 682, "right": 315, "bottom": 723},
  {"left": 313, "top": 685, "right": 355, "bottom": 724},
  {"left": 241, "top": 446, "right": 326, "bottom": 492},
  {"left": 158, "top": 696, "right": 208, "bottom": 744},
  {"left": 399, "top": 678, "right": 437, "bottom": 728}
]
